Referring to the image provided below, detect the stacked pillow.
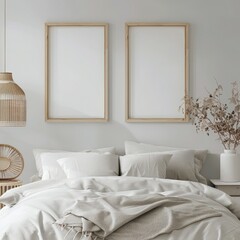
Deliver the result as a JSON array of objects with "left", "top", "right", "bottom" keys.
[
  {"left": 32, "top": 142, "right": 208, "bottom": 184},
  {"left": 123, "top": 141, "right": 208, "bottom": 184},
  {"left": 58, "top": 153, "right": 119, "bottom": 179},
  {"left": 120, "top": 152, "right": 172, "bottom": 178},
  {"left": 33, "top": 147, "right": 117, "bottom": 180}
]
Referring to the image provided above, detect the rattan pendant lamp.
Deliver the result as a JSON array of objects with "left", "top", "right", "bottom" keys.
[{"left": 0, "top": 0, "right": 26, "bottom": 179}]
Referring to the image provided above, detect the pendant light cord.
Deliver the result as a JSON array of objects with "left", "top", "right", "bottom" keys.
[{"left": 3, "top": 0, "right": 6, "bottom": 72}]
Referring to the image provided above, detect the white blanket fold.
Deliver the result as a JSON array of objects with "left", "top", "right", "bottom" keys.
[
  {"left": 56, "top": 193, "right": 221, "bottom": 239},
  {"left": 1, "top": 177, "right": 240, "bottom": 240}
]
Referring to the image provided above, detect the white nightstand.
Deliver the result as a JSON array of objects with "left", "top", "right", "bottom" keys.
[
  {"left": 210, "top": 179, "right": 240, "bottom": 196},
  {"left": 0, "top": 179, "right": 22, "bottom": 208}
]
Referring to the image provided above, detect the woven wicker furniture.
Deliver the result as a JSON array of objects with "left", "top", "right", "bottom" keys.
[{"left": 0, "top": 179, "right": 21, "bottom": 208}]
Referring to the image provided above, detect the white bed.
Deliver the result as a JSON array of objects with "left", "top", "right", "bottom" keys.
[
  {"left": 0, "top": 142, "right": 238, "bottom": 240},
  {"left": 0, "top": 177, "right": 240, "bottom": 240}
]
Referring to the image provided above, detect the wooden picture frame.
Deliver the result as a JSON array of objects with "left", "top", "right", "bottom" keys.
[
  {"left": 126, "top": 23, "right": 189, "bottom": 122},
  {"left": 45, "top": 23, "right": 108, "bottom": 122}
]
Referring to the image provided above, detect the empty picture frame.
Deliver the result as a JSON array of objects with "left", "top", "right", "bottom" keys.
[
  {"left": 45, "top": 23, "right": 108, "bottom": 122},
  {"left": 126, "top": 23, "right": 189, "bottom": 122}
]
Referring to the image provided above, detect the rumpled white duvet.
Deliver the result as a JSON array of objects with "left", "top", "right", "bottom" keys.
[{"left": 0, "top": 177, "right": 240, "bottom": 240}]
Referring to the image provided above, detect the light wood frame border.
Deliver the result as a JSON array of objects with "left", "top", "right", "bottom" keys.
[
  {"left": 125, "top": 22, "right": 189, "bottom": 123},
  {"left": 45, "top": 23, "right": 108, "bottom": 122}
]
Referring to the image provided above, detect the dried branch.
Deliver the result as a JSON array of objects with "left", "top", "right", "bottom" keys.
[{"left": 181, "top": 82, "right": 240, "bottom": 150}]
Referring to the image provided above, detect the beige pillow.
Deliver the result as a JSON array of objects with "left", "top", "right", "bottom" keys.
[
  {"left": 120, "top": 152, "right": 172, "bottom": 178},
  {"left": 125, "top": 141, "right": 208, "bottom": 184}
]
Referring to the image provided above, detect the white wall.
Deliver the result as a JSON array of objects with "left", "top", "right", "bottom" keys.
[{"left": 0, "top": 0, "right": 240, "bottom": 182}]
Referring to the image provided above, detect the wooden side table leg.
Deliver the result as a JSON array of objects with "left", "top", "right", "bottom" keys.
[{"left": 0, "top": 185, "right": 3, "bottom": 209}]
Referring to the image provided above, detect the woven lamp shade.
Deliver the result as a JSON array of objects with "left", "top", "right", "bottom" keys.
[{"left": 0, "top": 72, "right": 26, "bottom": 127}]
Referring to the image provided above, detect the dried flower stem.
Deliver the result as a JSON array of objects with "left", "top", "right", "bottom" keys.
[{"left": 181, "top": 82, "right": 240, "bottom": 150}]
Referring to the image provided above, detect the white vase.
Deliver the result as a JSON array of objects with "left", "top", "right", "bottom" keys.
[{"left": 220, "top": 150, "right": 240, "bottom": 182}]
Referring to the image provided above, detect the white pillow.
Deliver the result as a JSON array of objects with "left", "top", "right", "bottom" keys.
[
  {"left": 120, "top": 152, "right": 172, "bottom": 178},
  {"left": 57, "top": 153, "right": 119, "bottom": 178},
  {"left": 41, "top": 150, "right": 117, "bottom": 180},
  {"left": 125, "top": 141, "right": 208, "bottom": 184},
  {"left": 33, "top": 147, "right": 115, "bottom": 178}
]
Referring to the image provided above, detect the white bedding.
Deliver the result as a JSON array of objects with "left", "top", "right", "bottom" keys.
[{"left": 0, "top": 177, "right": 240, "bottom": 240}]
